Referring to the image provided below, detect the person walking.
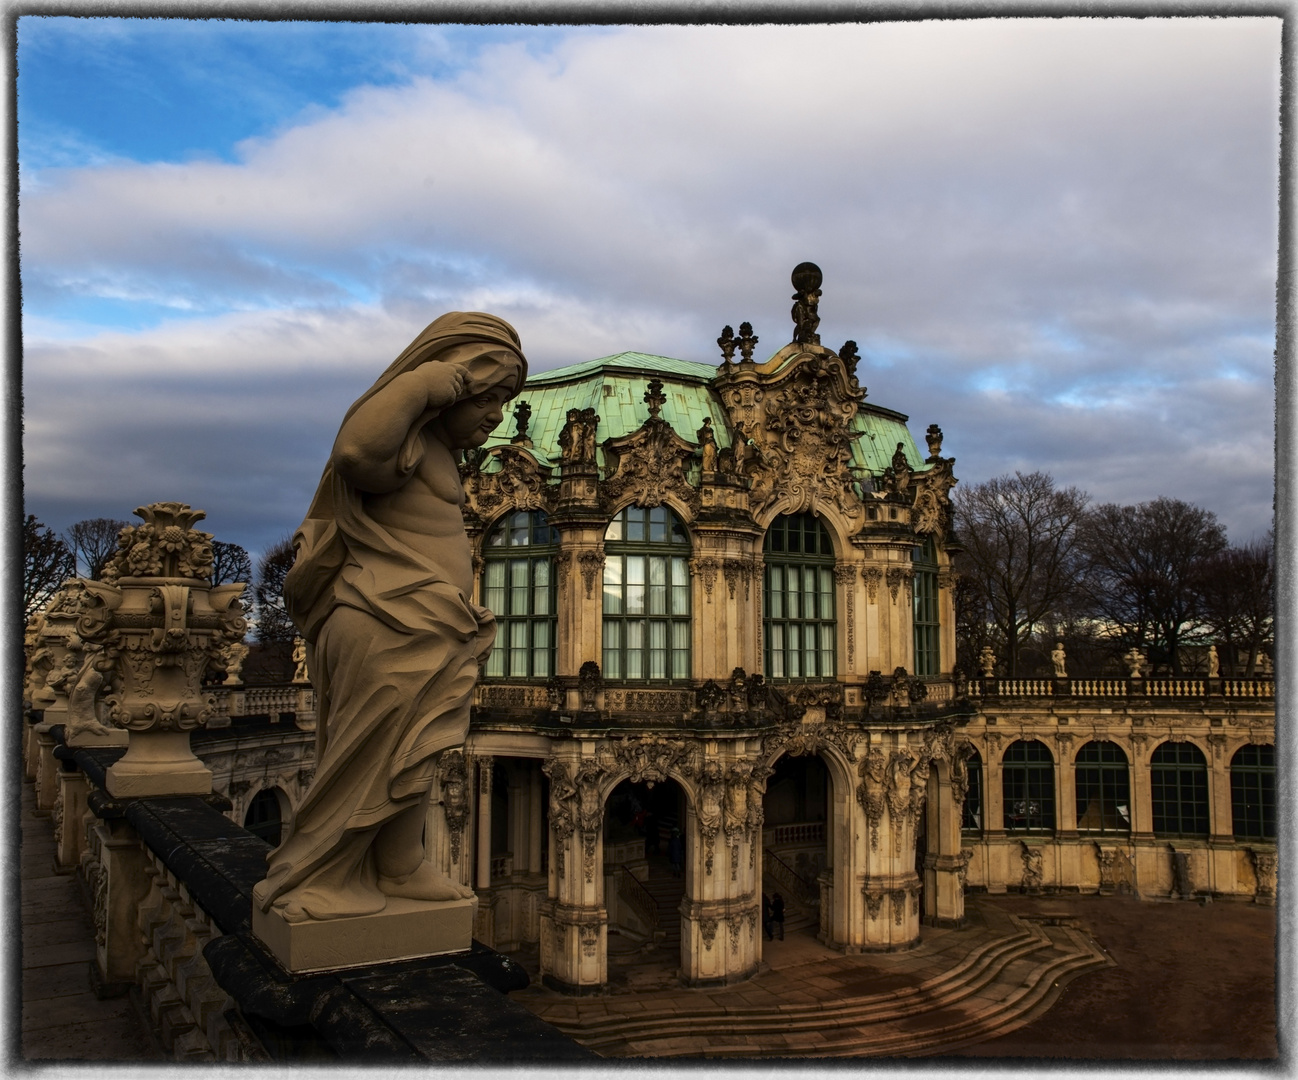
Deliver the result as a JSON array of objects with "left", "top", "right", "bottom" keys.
[
  {"left": 762, "top": 892, "right": 773, "bottom": 941},
  {"left": 667, "top": 827, "right": 684, "bottom": 877},
  {"left": 771, "top": 892, "right": 785, "bottom": 940}
]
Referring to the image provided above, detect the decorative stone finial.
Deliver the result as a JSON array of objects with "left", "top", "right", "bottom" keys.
[
  {"left": 644, "top": 378, "right": 666, "bottom": 420},
  {"left": 736, "top": 322, "right": 759, "bottom": 363},
  {"left": 790, "top": 262, "right": 823, "bottom": 346},
  {"left": 510, "top": 399, "right": 532, "bottom": 445},
  {"left": 840, "top": 340, "right": 860, "bottom": 379},
  {"left": 925, "top": 423, "right": 944, "bottom": 458},
  {"left": 717, "top": 325, "right": 737, "bottom": 365},
  {"left": 101, "top": 502, "right": 214, "bottom": 584}
]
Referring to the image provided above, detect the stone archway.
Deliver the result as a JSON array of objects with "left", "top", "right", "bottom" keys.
[
  {"left": 603, "top": 777, "right": 689, "bottom": 971},
  {"left": 760, "top": 753, "right": 832, "bottom": 945}
]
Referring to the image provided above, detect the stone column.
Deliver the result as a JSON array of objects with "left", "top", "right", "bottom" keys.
[
  {"left": 34, "top": 725, "right": 61, "bottom": 816},
  {"left": 86, "top": 818, "right": 154, "bottom": 994},
  {"left": 922, "top": 763, "right": 966, "bottom": 927},
  {"left": 528, "top": 763, "right": 543, "bottom": 875},
  {"left": 855, "top": 733, "right": 924, "bottom": 951},
  {"left": 680, "top": 747, "right": 762, "bottom": 985},
  {"left": 539, "top": 748, "right": 607, "bottom": 993},
  {"left": 553, "top": 521, "right": 605, "bottom": 686},
  {"left": 476, "top": 756, "right": 494, "bottom": 891},
  {"left": 54, "top": 764, "right": 92, "bottom": 872}
]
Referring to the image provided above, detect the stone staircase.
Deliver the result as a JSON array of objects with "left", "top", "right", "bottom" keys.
[
  {"left": 637, "top": 857, "right": 686, "bottom": 953},
  {"left": 524, "top": 910, "right": 1113, "bottom": 1058}
]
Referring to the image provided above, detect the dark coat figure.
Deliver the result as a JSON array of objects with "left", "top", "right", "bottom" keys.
[
  {"left": 667, "top": 828, "right": 684, "bottom": 877},
  {"left": 771, "top": 892, "right": 785, "bottom": 940},
  {"left": 762, "top": 892, "right": 774, "bottom": 941}
]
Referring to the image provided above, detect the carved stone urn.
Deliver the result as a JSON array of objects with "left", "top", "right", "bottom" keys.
[{"left": 76, "top": 502, "right": 247, "bottom": 798}]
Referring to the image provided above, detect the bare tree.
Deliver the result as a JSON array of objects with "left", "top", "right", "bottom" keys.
[
  {"left": 24, "top": 515, "right": 75, "bottom": 620},
  {"left": 1197, "top": 533, "right": 1273, "bottom": 675},
  {"left": 1079, "top": 497, "right": 1227, "bottom": 674},
  {"left": 211, "top": 540, "right": 253, "bottom": 587},
  {"left": 253, "top": 537, "right": 297, "bottom": 643},
  {"left": 64, "top": 517, "right": 130, "bottom": 579},
  {"left": 953, "top": 472, "right": 1090, "bottom": 677}
]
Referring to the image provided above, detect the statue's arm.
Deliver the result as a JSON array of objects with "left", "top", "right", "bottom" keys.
[{"left": 332, "top": 364, "right": 466, "bottom": 493}]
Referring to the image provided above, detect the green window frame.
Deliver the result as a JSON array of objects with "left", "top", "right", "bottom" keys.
[
  {"left": 602, "top": 505, "right": 691, "bottom": 682},
  {"left": 481, "top": 510, "right": 559, "bottom": 680},
  {"left": 1231, "top": 744, "right": 1275, "bottom": 841},
  {"left": 1074, "top": 741, "right": 1131, "bottom": 833},
  {"left": 1150, "top": 742, "right": 1210, "bottom": 837},
  {"left": 763, "top": 513, "right": 836, "bottom": 680},
  {"left": 912, "top": 537, "right": 940, "bottom": 676},
  {"left": 1002, "top": 740, "right": 1055, "bottom": 833}
]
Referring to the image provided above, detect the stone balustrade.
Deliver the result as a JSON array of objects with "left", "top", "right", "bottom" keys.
[{"left": 29, "top": 723, "right": 591, "bottom": 1063}]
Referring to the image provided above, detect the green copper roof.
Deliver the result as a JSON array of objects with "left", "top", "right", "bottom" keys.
[{"left": 484, "top": 353, "right": 929, "bottom": 482}]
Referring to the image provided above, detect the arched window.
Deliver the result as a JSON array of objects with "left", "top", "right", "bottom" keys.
[
  {"left": 763, "top": 513, "right": 836, "bottom": 680},
  {"left": 1231, "top": 744, "right": 1275, "bottom": 840},
  {"left": 1002, "top": 740, "right": 1055, "bottom": 832},
  {"left": 911, "top": 537, "right": 940, "bottom": 676},
  {"left": 1075, "top": 741, "right": 1131, "bottom": 833},
  {"left": 603, "top": 506, "right": 691, "bottom": 681},
  {"left": 244, "top": 788, "right": 284, "bottom": 846},
  {"left": 482, "top": 510, "right": 559, "bottom": 679},
  {"left": 1150, "top": 742, "right": 1210, "bottom": 837},
  {"left": 961, "top": 748, "right": 983, "bottom": 833}
]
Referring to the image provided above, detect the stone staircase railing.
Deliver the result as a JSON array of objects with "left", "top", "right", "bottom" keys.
[
  {"left": 614, "top": 865, "right": 660, "bottom": 936},
  {"left": 762, "top": 848, "right": 820, "bottom": 909}
]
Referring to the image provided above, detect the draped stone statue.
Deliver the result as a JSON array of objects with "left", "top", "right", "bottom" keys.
[{"left": 252, "top": 312, "right": 526, "bottom": 949}]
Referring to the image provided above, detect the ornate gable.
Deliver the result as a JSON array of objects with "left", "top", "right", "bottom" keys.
[
  {"left": 600, "top": 379, "right": 700, "bottom": 512},
  {"left": 460, "top": 443, "right": 554, "bottom": 524}
]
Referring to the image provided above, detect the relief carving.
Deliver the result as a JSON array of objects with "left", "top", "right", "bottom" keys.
[{"left": 600, "top": 380, "right": 699, "bottom": 511}]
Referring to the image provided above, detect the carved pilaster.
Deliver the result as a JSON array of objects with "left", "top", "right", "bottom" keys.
[
  {"left": 859, "top": 565, "right": 879, "bottom": 604},
  {"left": 578, "top": 546, "right": 605, "bottom": 601},
  {"left": 834, "top": 564, "right": 857, "bottom": 668},
  {"left": 691, "top": 556, "right": 720, "bottom": 603}
]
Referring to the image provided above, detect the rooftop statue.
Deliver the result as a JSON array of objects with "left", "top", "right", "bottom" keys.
[{"left": 253, "top": 311, "right": 526, "bottom": 926}]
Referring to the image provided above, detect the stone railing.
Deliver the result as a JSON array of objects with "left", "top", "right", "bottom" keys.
[
  {"left": 613, "top": 865, "right": 660, "bottom": 935},
  {"left": 969, "top": 676, "right": 1274, "bottom": 702},
  {"left": 762, "top": 849, "right": 820, "bottom": 909},
  {"left": 35, "top": 726, "right": 591, "bottom": 1063},
  {"left": 209, "top": 685, "right": 313, "bottom": 725},
  {"left": 768, "top": 822, "right": 826, "bottom": 846}
]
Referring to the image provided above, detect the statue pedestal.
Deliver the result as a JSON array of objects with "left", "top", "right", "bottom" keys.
[
  {"left": 252, "top": 895, "right": 477, "bottom": 974},
  {"left": 104, "top": 731, "right": 212, "bottom": 798}
]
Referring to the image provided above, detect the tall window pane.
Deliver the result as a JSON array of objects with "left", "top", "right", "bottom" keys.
[
  {"left": 1231, "top": 744, "right": 1276, "bottom": 840},
  {"left": 480, "top": 510, "right": 558, "bottom": 679},
  {"left": 602, "top": 506, "right": 692, "bottom": 682},
  {"left": 764, "top": 513, "right": 836, "bottom": 680},
  {"left": 912, "top": 537, "right": 940, "bottom": 676},
  {"left": 1150, "top": 742, "right": 1210, "bottom": 837},
  {"left": 1075, "top": 741, "right": 1131, "bottom": 833},
  {"left": 1002, "top": 740, "right": 1055, "bottom": 832}
]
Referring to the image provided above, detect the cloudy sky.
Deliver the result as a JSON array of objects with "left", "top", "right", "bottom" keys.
[{"left": 17, "top": 16, "right": 1281, "bottom": 563}]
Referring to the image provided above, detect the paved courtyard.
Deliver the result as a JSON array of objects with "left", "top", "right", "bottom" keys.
[
  {"left": 20, "top": 773, "right": 1277, "bottom": 1063},
  {"left": 509, "top": 891, "right": 1277, "bottom": 1060}
]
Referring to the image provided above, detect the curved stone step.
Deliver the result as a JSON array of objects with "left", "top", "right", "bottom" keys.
[
  {"left": 547, "top": 919, "right": 1111, "bottom": 1058},
  {"left": 564, "top": 926, "right": 1046, "bottom": 1043}
]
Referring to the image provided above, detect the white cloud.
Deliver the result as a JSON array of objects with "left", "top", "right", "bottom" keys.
[{"left": 18, "top": 18, "right": 1281, "bottom": 552}]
